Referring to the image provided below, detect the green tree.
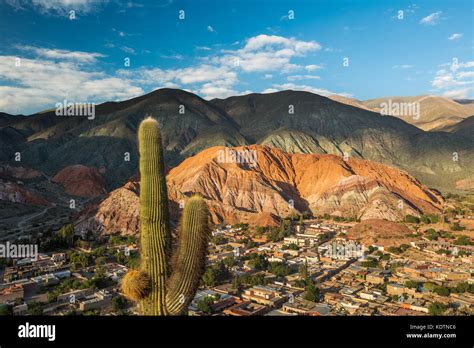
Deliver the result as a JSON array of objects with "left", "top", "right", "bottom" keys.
[
  {"left": 456, "top": 282, "right": 469, "bottom": 293},
  {"left": 0, "top": 304, "right": 12, "bottom": 316},
  {"left": 268, "top": 262, "right": 293, "bottom": 277},
  {"left": 303, "top": 282, "right": 320, "bottom": 302},
  {"left": 450, "top": 222, "right": 465, "bottom": 231},
  {"left": 58, "top": 224, "right": 75, "bottom": 246},
  {"left": 247, "top": 254, "right": 269, "bottom": 271},
  {"left": 47, "top": 291, "right": 59, "bottom": 303},
  {"left": 361, "top": 258, "right": 378, "bottom": 268},
  {"left": 428, "top": 302, "right": 447, "bottom": 316},
  {"left": 283, "top": 243, "right": 299, "bottom": 251},
  {"left": 299, "top": 262, "right": 309, "bottom": 282},
  {"left": 70, "top": 252, "right": 90, "bottom": 270},
  {"left": 201, "top": 261, "right": 230, "bottom": 287},
  {"left": 454, "top": 235, "right": 472, "bottom": 245},
  {"left": 434, "top": 286, "right": 450, "bottom": 297},
  {"left": 405, "top": 280, "right": 419, "bottom": 289},
  {"left": 426, "top": 229, "right": 439, "bottom": 241},
  {"left": 223, "top": 256, "right": 237, "bottom": 268},
  {"left": 404, "top": 215, "right": 420, "bottom": 224},
  {"left": 112, "top": 296, "right": 128, "bottom": 315},
  {"left": 197, "top": 295, "right": 219, "bottom": 314},
  {"left": 423, "top": 282, "right": 437, "bottom": 291},
  {"left": 201, "top": 268, "right": 217, "bottom": 287},
  {"left": 27, "top": 302, "right": 44, "bottom": 315}
]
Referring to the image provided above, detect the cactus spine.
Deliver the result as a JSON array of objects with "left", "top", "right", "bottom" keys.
[{"left": 122, "top": 117, "right": 209, "bottom": 315}]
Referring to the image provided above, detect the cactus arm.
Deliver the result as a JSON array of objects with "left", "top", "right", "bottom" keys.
[
  {"left": 138, "top": 118, "right": 171, "bottom": 315},
  {"left": 166, "top": 196, "right": 210, "bottom": 315}
]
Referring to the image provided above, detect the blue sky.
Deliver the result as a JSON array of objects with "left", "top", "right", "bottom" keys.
[{"left": 0, "top": 0, "right": 473, "bottom": 114}]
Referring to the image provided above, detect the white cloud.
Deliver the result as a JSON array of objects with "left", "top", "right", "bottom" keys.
[
  {"left": 116, "top": 35, "right": 324, "bottom": 99},
  {"left": 117, "top": 64, "right": 238, "bottom": 100},
  {"left": 262, "top": 83, "right": 351, "bottom": 98},
  {"left": 160, "top": 53, "right": 184, "bottom": 60},
  {"left": 112, "top": 28, "right": 137, "bottom": 38},
  {"left": 0, "top": 34, "right": 340, "bottom": 112},
  {"left": 448, "top": 33, "right": 463, "bottom": 41},
  {"left": 198, "top": 84, "right": 236, "bottom": 99},
  {"left": 305, "top": 64, "right": 322, "bottom": 71},
  {"left": 0, "top": 53, "right": 142, "bottom": 114},
  {"left": 217, "top": 34, "right": 321, "bottom": 73},
  {"left": 457, "top": 71, "right": 474, "bottom": 79},
  {"left": 420, "top": 11, "right": 442, "bottom": 25},
  {"left": 442, "top": 88, "right": 471, "bottom": 99},
  {"left": 15, "top": 45, "right": 105, "bottom": 63},
  {"left": 392, "top": 64, "right": 413, "bottom": 69},
  {"left": 242, "top": 35, "right": 319, "bottom": 54},
  {"left": 432, "top": 69, "right": 472, "bottom": 89},
  {"left": 287, "top": 75, "right": 320, "bottom": 82},
  {"left": 120, "top": 46, "right": 136, "bottom": 54},
  {"left": 6, "top": 0, "right": 107, "bottom": 15},
  {"left": 431, "top": 59, "right": 474, "bottom": 99},
  {"left": 323, "top": 47, "right": 341, "bottom": 53},
  {"left": 458, "top": 61, "right": 474, "bottom": 69}
]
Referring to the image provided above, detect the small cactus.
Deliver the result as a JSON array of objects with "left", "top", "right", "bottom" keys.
[{"left": 122, "top": 117, "right": 210, "bottom": 315}]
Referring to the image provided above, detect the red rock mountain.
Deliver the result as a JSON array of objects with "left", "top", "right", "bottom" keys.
[
  {"left": 81, "top": 145, "right": 444, "bottom": 235},
  {"left": 52, "top": 165, "right": 106, "bottom": 198}
]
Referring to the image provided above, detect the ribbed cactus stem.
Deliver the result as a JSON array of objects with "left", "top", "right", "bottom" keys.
[
  {"left": 138, "top": 117, "right": 170, "bottom": 315},
  {"left": 122, "top": 117, "right": 210, "bottom": 316},
  {"left": 166, "top": 196, "right": 210, "bottom": 315}
]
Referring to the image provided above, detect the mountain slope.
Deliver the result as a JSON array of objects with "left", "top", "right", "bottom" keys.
[
  {"left": 363, "top": 95, "right": 474, "bottom": 131},
  {"left": 2, "top": 89, "right": 246, "bottom": 188},
  {"left": 81, "top": 145, "right": 444, "bottom": 235},
  {"left": 212, "top": 91, "right": 474, "bottom": 191},
  {"left": 2, "top": 88, "right": 473, "bottom": 192},
  {"left": 436, "top": 115, "right": 474, "bottom": 137}
]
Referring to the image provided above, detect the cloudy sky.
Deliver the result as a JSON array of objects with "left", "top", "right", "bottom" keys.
[{"left": 0, "top": 0, "right": 473, "bottom": 114}]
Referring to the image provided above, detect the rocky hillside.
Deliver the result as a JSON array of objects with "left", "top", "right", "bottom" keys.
[
  {"left": 437, "top": 115, "right": 474, "bottom": 138},
  {"left": 0, "top": 181, "right": 49, "bottom": 206},
  {"left": 81, "top": 145, "right": 444, "bottom": 235},
  {"left": 362, "top": 95, "right": 474, "bottom": 131},
  {"left": 2, "top": 88, "right": 473, "bottom": 192},
  {"left": 346, "top": 219, "right": 416, "bottom": 248},
  {"left": 52, "top": 165, "right": 106, "bottom": 198}
]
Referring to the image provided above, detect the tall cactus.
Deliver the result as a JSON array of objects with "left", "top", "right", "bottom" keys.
[{"left": 122, "top": 117, "right": 210, "bottom": 315}]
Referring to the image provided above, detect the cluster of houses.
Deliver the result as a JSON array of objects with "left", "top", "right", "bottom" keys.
[{"left": 188, "top": 221, "right": 473, "bottom": 316}]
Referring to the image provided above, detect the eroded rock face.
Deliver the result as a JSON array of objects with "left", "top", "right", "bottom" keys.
[
  {"left": 0, "top": 181, "right": 49, "bottom": 206},
  {"left": 83, "top": 145, "right": 444, "bottom": 235},
  {"left": 52, "top": 165, "right": 106, "bottom": 198}
]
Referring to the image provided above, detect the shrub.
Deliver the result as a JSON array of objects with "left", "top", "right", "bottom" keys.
[{"left": 404, "top": 215, "right": 420, "bottom": 224}]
